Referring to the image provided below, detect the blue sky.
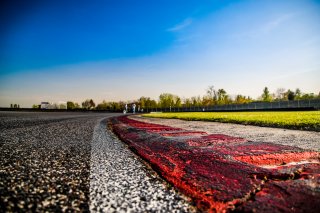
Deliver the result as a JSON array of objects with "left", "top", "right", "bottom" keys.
[{"left": 1, "top": 0, "right": 319, "bottom": 107}]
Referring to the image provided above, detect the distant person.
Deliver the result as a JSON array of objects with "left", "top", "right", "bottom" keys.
[
  {"left": 132, "top": 103, "right": 136, "bottom": 114},
  {"left": 125, "top": 104, "right": 128, "bottom": 113}
]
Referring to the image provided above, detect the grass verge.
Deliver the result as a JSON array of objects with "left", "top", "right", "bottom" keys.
[{"left": 143, "top": 111, "right": 320, "bottom": 131}]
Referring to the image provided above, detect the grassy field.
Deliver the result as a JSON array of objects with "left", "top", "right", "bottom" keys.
[{"left": 143, "top": 111, "right": 320, "bottom": 131}]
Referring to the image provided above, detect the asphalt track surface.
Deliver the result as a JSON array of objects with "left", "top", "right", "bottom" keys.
[{"left": 0, "top": 112, "right": 194, "bottom": 212}]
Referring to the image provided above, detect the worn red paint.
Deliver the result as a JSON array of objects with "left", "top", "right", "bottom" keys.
[
  {"left": 111, "top": 116, "right": 320, "bottom": 212},
  {"left": 234, "top": 151, "right": 319, "bottom": 166},
  {"left": 236, "top": 177, "right": 320, "bottom": 212},
  {"left": 187, "top": 134, "right": 248, "bottom": 147},
  {"left": 159, "top": 131, "right": 207, "bottom": 137}
]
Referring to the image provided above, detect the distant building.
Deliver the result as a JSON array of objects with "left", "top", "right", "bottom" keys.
[
  {"left": 40, "top": 101, "right": 67, "bottom": 109},
  {"left": 41, "top": 102, "right": 50, "bottom": 109}
]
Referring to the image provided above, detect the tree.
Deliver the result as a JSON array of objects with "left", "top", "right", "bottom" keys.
[
  {"left": 287, "top": 90, "right": 295, "bottom": 101},
  {"left": 32, "top": 104, "right": 40, "bottom": 109},
  {"left": 217, "top": 89, "right": 228, "bottom": 104},
  {"left": 96, "top": 100, "right": 109, "bottom": 110},
  {"left": 202, "top": 96, "right": 212, "bottom": 106},
  {"left": 295, "top": 88, "right": 301, "bottom": 99},
  {"left": 147, "top": 99, "right": 158, "bottom": 109},
  {"left": 159, "top": 93, "right": 180, "bottom": 108},
  {"left": 138, "top": 97, "right": 147, "bottom": 109},
  {"left": 191, "top": 96, "right": 202, "bottom": 107},
  {"left": 59, "top": 104, "right": 67, "bottom": 109},
  {"left": 137, "top": 97, "right": 158, "bottom": 109},
  {"left": 205, "top": 86, "right": 230, "bottom": 105},
  {"left": 206, "top": 85, "right": 217, "bottom": 105},
  {"left": 89, "top": 99, "right": 95, "bottom": 108},
  {"left": 67, "top": 101, "right": 76, "bottom": 109},
  {"left": 235, "top": 95, "right": 252, "bottom": 104},
  {"left": 300, "top": 93, "right": 315, "bottom": 100},
  {"left": 82, "top": 99, "right": 95, "bottom": 110},
  {"left": 183, "top": 98, "right": 192, "bottom": 107},
  {"left": 175, "top": 96, "right": 182, "bottom": 107},
  {"left": 275, "top": 88, "right": 286, "bottom": 100},
  {"left": 110, "top": 102, "right": 121, "bottom": 111},
  {"left": 96, "top": 101, "right": 123, "bottom": 111},
  {"left": 261, "top": 87, "right": 272, "bottom": 102},
  {"left": 48, "top": 103, "right": 58, "bottom": 109}
]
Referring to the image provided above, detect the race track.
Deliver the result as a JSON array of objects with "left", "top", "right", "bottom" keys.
[{"left": 0, "top": 112, "right": 193, "bottom": 212}]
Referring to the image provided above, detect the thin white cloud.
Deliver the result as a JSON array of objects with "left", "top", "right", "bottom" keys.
[
  {"left": 167, "top": 18, "right": 193, "bottom": 32},
  {"left": 261, "top": 13, "right": 296, "bottom": 33},
  {"left": 232, "top": 13, "right": 297, "bottom": 39}
]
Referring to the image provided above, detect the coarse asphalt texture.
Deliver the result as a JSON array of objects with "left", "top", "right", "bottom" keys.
[{"left": 0, "top": 112, "right": 195, "bottom": 212}]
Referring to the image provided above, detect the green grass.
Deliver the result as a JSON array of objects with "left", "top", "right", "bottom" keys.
[{"left": 143, "top": 111, "right": 320, "bottom": 131}]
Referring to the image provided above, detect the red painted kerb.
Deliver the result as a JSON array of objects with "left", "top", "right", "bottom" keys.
[{"left": 111, "top": 116, "right": 320, "bottom": 212}]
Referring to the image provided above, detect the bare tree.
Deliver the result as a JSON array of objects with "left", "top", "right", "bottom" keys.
[
  {"left": 82, "top": 99, "right": 96, "bottom": 110},
  {"left": 276, "top": 88, "right": 286, "bottom": 100},
  {"left": 206, "top": 85, "right": 217, "bottom": 105}
]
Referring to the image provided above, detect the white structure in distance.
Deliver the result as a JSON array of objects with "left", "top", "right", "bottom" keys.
[{"left": 40, "top": 101, "right": 67, "bottom": 109}]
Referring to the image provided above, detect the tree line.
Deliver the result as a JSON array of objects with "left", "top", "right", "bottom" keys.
[
  {"left": 10, "top": 104, "right": 20, "bottom": 108},
  {"left": 61, "top": 86, "right": 319, "bottom": 111}
]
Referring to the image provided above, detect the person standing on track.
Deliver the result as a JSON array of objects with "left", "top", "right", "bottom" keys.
[
  {"left": 132, "top": 103, "right": 136, "bottom": 114},
  {"left": 124, "top": 104, "right": 128, "bottom": 114}
]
